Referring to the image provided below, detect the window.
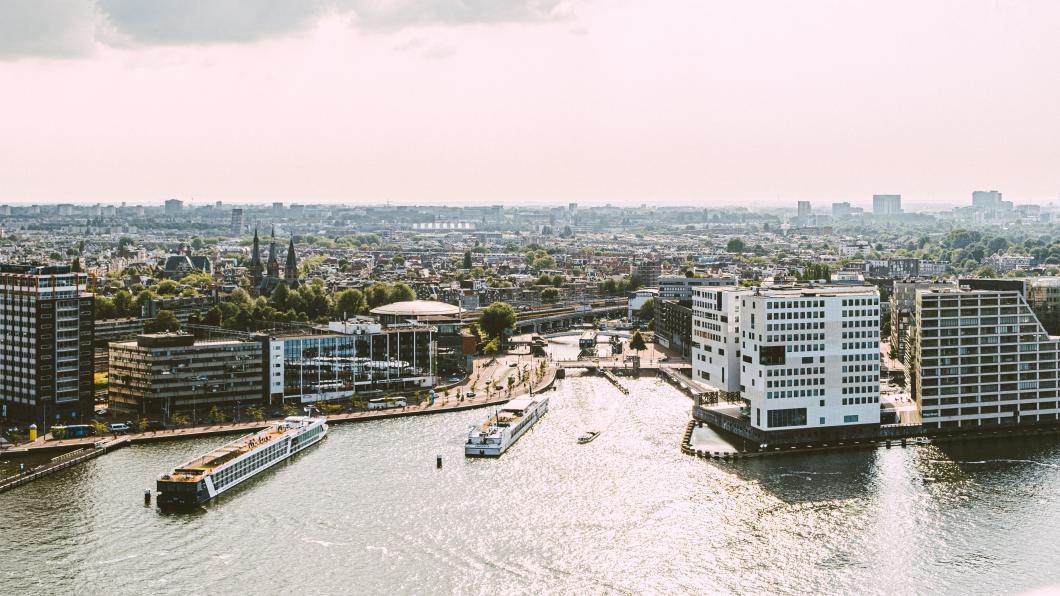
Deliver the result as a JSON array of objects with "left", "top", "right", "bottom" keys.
[
  {"left": 844, "top": 414, "right": 859, "bottom": 423},
  {"left": 767, "top": 407, "right": 807, "bottom": 428}
]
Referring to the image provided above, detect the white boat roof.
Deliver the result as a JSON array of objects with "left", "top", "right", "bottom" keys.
[{"left": 503, "top": 398, "right": 533, "bottom": 411}]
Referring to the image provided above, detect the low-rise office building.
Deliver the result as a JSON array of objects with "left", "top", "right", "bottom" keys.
[
  {"left": 269, "top": 318, "right": 439, "bottom": 405},
  {"left": 108, "top": 333, "right": 266, "bottom": 423}
]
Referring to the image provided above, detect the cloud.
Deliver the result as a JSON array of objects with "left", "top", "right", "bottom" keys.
[
  {"left": 0, "top": 0, "right": 101, "bottom": 57},
  {"left": 393, "top": 36, "right": 457, "bottom": 59},
  {"left": 0, "top": 0, "right": 576, "bottom": 57},
  {"left": 345, "top": 0, "right": 574, "bottom": 30}
]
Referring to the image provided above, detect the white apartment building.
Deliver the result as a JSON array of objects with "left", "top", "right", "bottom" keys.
[
  {"left": 693, "top": 285, "right": 881, "bottom": 434},
  {"left": 914, "top": 288, "right": 1060, "bottom": 430}
]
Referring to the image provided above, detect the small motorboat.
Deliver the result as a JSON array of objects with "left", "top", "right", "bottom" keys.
[{"left": 577, "top": 431, "right": 600, "bottom": 444}]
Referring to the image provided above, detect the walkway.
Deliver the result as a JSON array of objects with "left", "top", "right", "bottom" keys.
[{"left": 2, "top": 364, "right": 560, "bottom": 457}]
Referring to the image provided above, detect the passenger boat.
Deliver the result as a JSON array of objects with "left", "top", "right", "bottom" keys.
[
  {"left": 465, "top": 395, "right": 549, "bottom": 457},
  {"left": 156, "top": 416, "right": 328, "bottom": 509},
  {"left": 577, "top": 431, "right": 600, "bottom": 444}
]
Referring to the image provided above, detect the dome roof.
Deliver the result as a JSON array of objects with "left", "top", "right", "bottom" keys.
[{"left": 370, "top": 300, "right": 461, "bottom": 317}]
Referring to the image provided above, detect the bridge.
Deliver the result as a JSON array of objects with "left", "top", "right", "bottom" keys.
[{"left": 461, "top": 300, "right": 628, "bottom": 333}]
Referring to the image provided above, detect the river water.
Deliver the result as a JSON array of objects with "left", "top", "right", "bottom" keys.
[{"left": 4, "top": 371, "right": 1060, "bottom": 595}]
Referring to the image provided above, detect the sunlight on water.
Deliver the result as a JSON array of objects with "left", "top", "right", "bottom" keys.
[{"left": 4, "top": 374, "right": 1060, "bottom": 595}]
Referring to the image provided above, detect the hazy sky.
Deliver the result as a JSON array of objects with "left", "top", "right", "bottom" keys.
[{"left": 2, "top": 0, "right": 1059, "bottom": 207}]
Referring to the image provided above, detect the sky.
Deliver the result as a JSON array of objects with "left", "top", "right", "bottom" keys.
[{"left": 1, "top": 0, "right": 1059, "bottom": 208}]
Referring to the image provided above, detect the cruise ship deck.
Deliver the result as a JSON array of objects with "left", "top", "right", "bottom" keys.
[{"left": 167, "top": 425, "right": 293, "bottom": 482}]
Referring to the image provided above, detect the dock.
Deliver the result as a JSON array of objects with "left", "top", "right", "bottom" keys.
[
  {"left": 0, "top": 438, "right": 128, "bottom": 494},
  {"left": 0, "top": 364, "right": 560, "bottom": 495},
  {"left": 600, "top": 369, "right": 629, "bottom": 394}
]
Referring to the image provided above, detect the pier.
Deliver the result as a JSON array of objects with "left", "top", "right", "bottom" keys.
[
  {"left": 0, "top": 438, "right": 128, "bottom": 494},
  {"left": 0, "top": 364, "right": 559, "bottom": 494}
]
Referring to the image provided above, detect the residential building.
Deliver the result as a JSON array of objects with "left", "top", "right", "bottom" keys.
[
  {"left": 654, "top": 299, "right": 693, "bottom": 356},
  {"left": 164, "top": 198, "right": 183, "bottom": 215},
  {"left": 972, "top": 190, "right": 1003, "bottom": 209},
  {"left": 890, "top": 281, "right": 953, "bottom": 362},
  {"left": 1028, "top": 278, "right": 1060, "bottom": 335},
  {"left": 692, "top": 285, "right": 882, "bottom": 438},
  {"left": 658, "top": 275, "right": 739, "bottom": 302},
  {"left": 872, "top": 194, "right": 902, "bottom": 215},
  {"left": 0, "top": 265, "right": 95, "bottom": 430},
  {"left": 635, "top": 259, "right": 662, "bottom": 288},
  {"left": 982, "top": 253, "right": 1033, "bottom": 273},
  {"left": 914, "top": 288, "right": 1060, "bottom": 430},
  {"left": 230, "top": 208, "right": 244, "bottom": 235}
]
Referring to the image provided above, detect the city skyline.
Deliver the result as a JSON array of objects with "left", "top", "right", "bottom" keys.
[{"left": 2, "top": 1, "right": 1059, "bottom": 205}]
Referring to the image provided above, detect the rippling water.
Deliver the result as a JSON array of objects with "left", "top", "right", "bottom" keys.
[{"left": 4, "top": 373, "right": 1060, "bottom": 595}]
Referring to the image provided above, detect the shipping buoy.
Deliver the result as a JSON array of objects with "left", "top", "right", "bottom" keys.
[
  {"left": 144, "top": 489, "right": 152, "bottom": 505},
  {"left": 436, "top": 455, "right": 443, "bottom": 469}
]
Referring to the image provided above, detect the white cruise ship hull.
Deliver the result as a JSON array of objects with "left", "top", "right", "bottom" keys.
[
  {"left": 465, "top": 397, "right": 548, "bottom": 457},
  {"left": 158, "top": 417, "right": 328, "bottom": 509}
]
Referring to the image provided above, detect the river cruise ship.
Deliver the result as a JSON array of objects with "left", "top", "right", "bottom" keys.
[
  {"left": 465, "top": 395, "right": 549, "bottom": 457},
  {"left": 156, "top": 416, "right": 328, "bottom": 509}
]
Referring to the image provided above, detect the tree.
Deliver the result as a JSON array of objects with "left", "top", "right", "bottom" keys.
[
  {"left": 799, "top": 263, "right": 832, "bottom": 281},
  {"left": 387, "top": 282, "right": 416, "bottom": 304},
  {"left": 282, "top": 403, "right": 300, "bottom": 417},
  {"left": 726, "top": 238, "right": 747, "bottom": 253},
  {"left": 540, "top": 287, "right": 559, "bottom": 303},
  {"left": 136, "top": 418, "right": 150, "bottom": 433},
  {"left": 269, "top": 282, "right": 291, "bottom": 311},
  {"left": 483, "top": 337, "right": 501, "bottom": 356},
  {"left": 92, "top": 420, "right": 109, "bottom": 436},
  {"left": 463, "top": 251, "right": 473, "bottom": 269},
  {"left": 94, "top": 296, "right": 118, "bottom": 320},
  {"left": 479, "top": 302, "right": 516, "bottom": 339},
  {"left": 170, "top": 413, "right": 190, "bottom": 427},
  {"left": 531, "top": 255, "right": 556, "bottom": 270},
  {"left": 333, "top": 288, "right": 368, "bottom": 318},
  {"left": 144, "top": 310, "right": 180, "bottom": 333},
  {"left": 637, "top": 298, "right": 656, "bottom": 323},
  {"left": 113, "top": 290, "right": 135, "bottom": 317},
  {"left": 71, "top": 258, "right": 82, "bottom": 272},
  {"left": 156, "top": 279, "right": 180, "bottom": 295},
  {"left": 629, "top": 330, "right": 647, "bottom": 353},
  {"left": 209, "top": 406, "right": 227, "bottom": 425}
]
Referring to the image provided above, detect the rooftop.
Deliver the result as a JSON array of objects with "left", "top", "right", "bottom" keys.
[{"left": 370, "top": 300, "right": 461, "bottom": 317}]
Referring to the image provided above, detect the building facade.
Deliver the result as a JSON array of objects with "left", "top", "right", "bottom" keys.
[
  {"left": 654, "top": 299, "right": 693, "bottom": 356},
  {"left": 872, "top": 194, "right": 902, "bottom": 215},
  {"left": 270, "top": 319, "right": 437, "bottom": 404},
  {"left": 914, "top": 288, "right": 1060, "bottom": 430},
  {"left": 108, "top": 333, "right": 266, "bottom": 423},
  {"left": 693, "top": 285, "right": 881, "bottom": 438},
  {"left": 0, "top": 265, "right": 94, "bottom": 430}
]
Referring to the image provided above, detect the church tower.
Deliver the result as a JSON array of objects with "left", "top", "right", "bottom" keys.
[
  {"left": 248, "top": 227, "right": 263, "bottom": 285},
  {"left": 284, "top": 237, "right": 299, "bottom": 288},
  {"left": 266, "top": 226, "right": 280, "bottom": 278}
]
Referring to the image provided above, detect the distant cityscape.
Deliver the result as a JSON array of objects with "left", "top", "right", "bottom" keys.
[{"left": 0, "top": 189, "right": 1059, "bottom": 447}]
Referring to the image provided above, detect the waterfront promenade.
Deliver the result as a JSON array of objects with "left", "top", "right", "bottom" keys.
[{"left": 2, "top": 363, "right": 558, "bottom": 458}]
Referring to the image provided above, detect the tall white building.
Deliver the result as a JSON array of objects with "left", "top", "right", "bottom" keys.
[
  {"left": 693, "top": 285, "right": 881, "bottom": 436},
  {"left": 914, "top": 287, "right": 1060, "bottom": 430}
]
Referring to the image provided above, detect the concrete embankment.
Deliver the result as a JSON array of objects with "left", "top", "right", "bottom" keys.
[
  {"left": 0, "top": 439, "right": 128, "bottom": 494},
  {"left": 0, "top": 365, "right": 562, "bottom": 493}
]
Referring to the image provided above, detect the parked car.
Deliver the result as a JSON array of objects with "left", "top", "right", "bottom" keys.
[{"left": 108, "top": 422, "right": 130, "bottom": 433}]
